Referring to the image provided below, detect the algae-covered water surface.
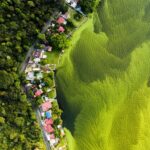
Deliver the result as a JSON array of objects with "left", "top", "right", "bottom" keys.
[{"left": 56, "top": 0, "right": 150, "bottom": 150}]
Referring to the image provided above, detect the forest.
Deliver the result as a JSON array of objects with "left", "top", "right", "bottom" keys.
[
  {"left": 0, "top": 0, "right": 97, "bottom": 149},
  {"left": 0, "top": 0, "right": 66, "bottom": 149}
]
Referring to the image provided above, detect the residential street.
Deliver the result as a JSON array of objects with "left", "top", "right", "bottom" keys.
[
  {"left": 19, "top": 11, "right": 60, "bottom": 150},
  {"left": 36, "top": 109, "right": 51, "bottom": 150}
]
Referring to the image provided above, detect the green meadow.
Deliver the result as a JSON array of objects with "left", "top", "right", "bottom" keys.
[{"left": 56, "top": 0, "right": 150, "bottom": 150}]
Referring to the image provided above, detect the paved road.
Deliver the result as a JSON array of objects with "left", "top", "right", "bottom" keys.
[
  {"left": 36, "top": 109, "right": 51, "bottom": 150},
  {"left": 19, "top": 11, "right": 61, "bottom": 150}
]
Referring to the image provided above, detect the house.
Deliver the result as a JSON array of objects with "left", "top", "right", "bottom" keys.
[
  {"left": 33, "top": 50, "right": 45, "bottom": 58},
  {"left": 34, "top": 58, "right": 41, "bottom": 63},
  {"left": 41, "top": 101, "right": 52, "bottom": 112},
  {"left": 57, "top": 17, "right": 67, "bottom": 25},
  {"left": 33, "top": 50, "right": 41, "bottom": 58},
  {"left": 34, "top": 89, "right": 43, "bottom": 97},
  {"left": 46, "top": 111, "right": 52, "bottom": 119},
  {"left": 45, "top": 118, "right": 53, "bottom": 125},
  {"left": 26, "top": 72, "right": 35, "bottom": 81},
  {"left": 44, "top": 124, "right": 54, "bottom": 133},
  {"left": 58, "top": 26, "right": 65, "bottom": 33},
  {"left": 71, "top": 1, "right": 77, "bottom": 8}
]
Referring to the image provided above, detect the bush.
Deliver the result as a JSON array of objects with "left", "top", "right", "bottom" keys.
[{"left": 74, "top": 13, "right": 82, "bottom": 21}]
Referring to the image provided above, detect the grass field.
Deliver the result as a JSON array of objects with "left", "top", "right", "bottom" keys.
[{"left": 56, "top": 0, "right": 150, "bottom": 150}]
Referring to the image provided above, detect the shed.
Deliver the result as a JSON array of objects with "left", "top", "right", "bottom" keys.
[
  {"left": 36, "top": 72, "right": 43, "bottom": 80},
  {"left": 34, "top": 89, "right": 43, "bottom": 97},
  {"left": 46, "top": 111, "right": 52, "bottom": 119}
]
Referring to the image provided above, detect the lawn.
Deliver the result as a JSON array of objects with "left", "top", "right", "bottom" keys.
[
  {"left": 68, "top": 8, "right": 87, "bottom": 27},
  {"left": 45, "top": 51, "right": 59, "bottom": 65}
]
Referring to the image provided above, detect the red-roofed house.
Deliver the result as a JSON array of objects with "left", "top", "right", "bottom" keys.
[
  {"left": 45, "top": 118, "right": 53, "bottom": 125},
  {"left": 34, "top": 89, "right": 43, "bottom": 97},
  {"left": 57, "top": 17, "right": 67, "bottom": 25},
  {"left": 44, "top": 124, "right": 54, "bottom": 133},
  {"left": 41, "top": 101, "right": 52, "bottom": 111},
  {"left": 58, "top": 26, "right": 65, "bottom": 33}
]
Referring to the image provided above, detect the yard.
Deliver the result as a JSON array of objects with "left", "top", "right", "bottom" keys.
[
  {"left": 68, "top": 8, "right": 86, "bottom": 27},
  {"left": 45, "top": 51, "right": 60, "bottom": 65}
]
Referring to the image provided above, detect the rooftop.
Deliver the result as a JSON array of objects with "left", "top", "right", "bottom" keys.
[{"left": 41, "top": 101, "right": 52, "bottom": 112}]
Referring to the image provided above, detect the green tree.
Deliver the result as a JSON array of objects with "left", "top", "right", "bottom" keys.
[
  {"left": 79, "top": 0, "right": 98, "bottom": 13},
  {"left": 0, "top": 70, "right": 14, "bottom": 89},
  {"left": 44, "top": 77, "right": 53, "bottom": 87},
  {"left": 0, "top": 117, "right": 5, "bottom": 124},
  {"left": 37, "top": 33, "right": 46, "bottom": 42},
  {"left": 14, "top": 117, "right": 25, "bottom": 127},
  {"left": 49, "top": 33, "right": 69, "bottom": 51},
  {"left": 27, "top": 1, "right": 35, "bottom": 7}
]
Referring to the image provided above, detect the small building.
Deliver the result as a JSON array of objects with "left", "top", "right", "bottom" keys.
[
  {"left": 58, "top": 26, "right": 65, "bottom": 33},
  {"left": 61, "top": 12, "right": 70, "bottom": 19},
  {"left": 34, "top": 58, "right": 41, "bottom": 63},
  {"left": 57, "top": 17, "right": 67, "bottom": 25},
  {"left": 66, "top": 0, "right": 71, "bottom": 3},
  {"left": 42, "top": 54, "right": 47, "bottom": 59},
  {"left": 34, "top": 89, "right": 43, "bottom": 97},
  {"left": 60, "top": 129, "right": 65, "bottom": 137},
  {"left": 45, "top": 132, "right": 50, "bottom": 141},
  {"left": 46, "top": 111, "right": 52, "bottom": 119},
  {"left": 33, "top": 67, "right": 41, "bottom": 71},
  {"left": 50, "top": 134, "right": 55, "bottom": 139},
  {"left": 46, "top": 46, "right": 52, "bottom": 52},
  {"left": 41, "top": 112, "right": 45, "bottom": 118},
  {"left": 41, "top": 101, "right": 52, "bottom": 112}
]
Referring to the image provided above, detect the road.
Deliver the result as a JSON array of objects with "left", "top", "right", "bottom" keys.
[
  {"left": 36, "top": 109, "right": 51, "bottom": 150},
  {"left": 19, "top": 11, "right": 61, "bottom": 150}
]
